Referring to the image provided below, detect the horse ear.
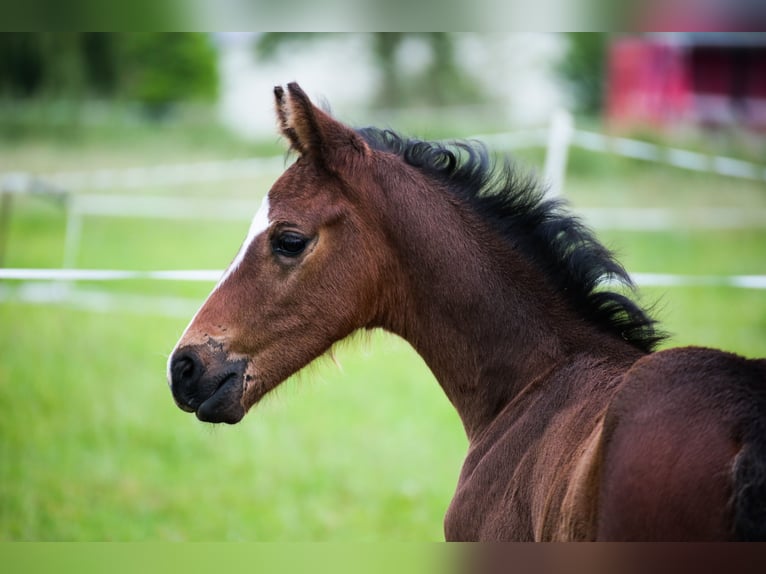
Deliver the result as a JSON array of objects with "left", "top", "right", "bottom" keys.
[{"left": 274, "top": 83, "right": 369, "bottom": 168}]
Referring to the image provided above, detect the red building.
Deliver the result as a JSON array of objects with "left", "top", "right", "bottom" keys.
[{"left": 607, "top": 33, "right": 766, "bottom": 131}]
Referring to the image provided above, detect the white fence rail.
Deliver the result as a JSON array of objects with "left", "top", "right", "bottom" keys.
[
  {"left": 1, "top": 156, "right": 286, "bottom": 194},
  {"left": 570, "top": 130, "right": 766, "bottom": 181},
  {"left": 1, "top": 268, "right": 765, "bottom": 290},
  {"left": 2, "top": 269, "right": 765, "bottom": 321},
  {"left": 578, "top": 207, "right": 766, "bottom": 231},
  {"left": 0, "top": 268, "right": 222, "bottom": 282}
]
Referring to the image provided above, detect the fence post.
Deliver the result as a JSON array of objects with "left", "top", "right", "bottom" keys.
[
  {"left": 0, "top": 191, "right": 12, "bottom": 267},
  {"left": 62, "top": 201, "right": 83, "bottom": 269},
  {"left": 543, "top": 108, "right": 574, "bottom": 197}
]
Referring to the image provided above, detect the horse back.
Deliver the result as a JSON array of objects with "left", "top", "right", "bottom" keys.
[{"left": 597, "top": 346, "right": 766, "bottom": 540}]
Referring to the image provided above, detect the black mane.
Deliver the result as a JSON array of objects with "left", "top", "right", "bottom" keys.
[{"left": 357, "top": 127, "right": 665, "bottom": 353}]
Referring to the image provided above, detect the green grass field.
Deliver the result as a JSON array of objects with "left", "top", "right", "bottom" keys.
[{"left": 1, "top": 115, "right": 765, "bottom": 540}]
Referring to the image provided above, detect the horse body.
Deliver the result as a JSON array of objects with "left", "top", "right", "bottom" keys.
[
  {"left": 599, "top": 347, "right": 766, "bottom": 541},
  {"left": 167, "top": 83, "right": 766, "bottom": 540},
  {"left": 446, "top": 347, "right": 766, "bottom": 540}
]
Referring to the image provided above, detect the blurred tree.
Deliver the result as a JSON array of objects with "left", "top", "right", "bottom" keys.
[
  {"left": 421, "top": 32, "right": 471, "bottom": 106},
  {"left": 40, "top": 33, "right": 87, "bottom": 98},
  {"left": 0, "top": 33, "right": 86, "bottom": 98},
  {"left": 255, "top": 33, "right": 480, "bottom": 108},
  {"left": 0, "top": 34, "right": 45, "bottom": 97},
  {"left": 81, "top": 33, "right": 120, "bottom": 96},
  {"left": 119, "top": 33, "right": 218, "bottom": 116},
  {"left": 559, "top": 33, "right": 608, "bottom": 115},
  {"left": 255, "top": 32, "right": 320, "bottom": 59},
  {"left": 371, "top": 32, "right": 403, "bottom": 108},
  {"left": 0, "top": 33, "right": 218, "bottom": 115}
]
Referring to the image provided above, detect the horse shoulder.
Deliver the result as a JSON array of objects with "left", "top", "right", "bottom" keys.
[
  {"left": 444, "top": 355, "right": 630, "bottom": 541},
  {"left": 550, "top": 414, "right": 607, "bottom": 540}
]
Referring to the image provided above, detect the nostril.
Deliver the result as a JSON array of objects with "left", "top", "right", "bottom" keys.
[
  {"left": 170, "top": 349, "right": 204, "bottom": 396},
  {"left": 176, "top": 357, "right": 194, "bottom": 380}
]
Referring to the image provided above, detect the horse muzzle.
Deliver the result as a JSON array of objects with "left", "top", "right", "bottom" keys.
[{"left": 168, "top": 343, "right": 247, "bottom": 424}]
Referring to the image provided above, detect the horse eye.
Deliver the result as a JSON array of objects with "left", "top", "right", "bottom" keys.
[{"left": 272, "top": 232, "right": 308, "bottom": 257}]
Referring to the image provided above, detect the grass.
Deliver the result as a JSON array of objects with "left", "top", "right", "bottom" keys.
[
  {"left": 0, "top": 304, "right": 462, "bottom": 540},
  {"left": 1, "top": 110, "right": 765, "bottom": 540}
]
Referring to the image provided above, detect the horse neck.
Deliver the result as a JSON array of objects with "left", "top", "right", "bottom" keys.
[{"left": 371, "top": 172, "right": 633, "bottom": 441}]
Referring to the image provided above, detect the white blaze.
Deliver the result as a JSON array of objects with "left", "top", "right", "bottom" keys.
[{"left": 216, "top": 194, "right": 271, "bottom": 290}]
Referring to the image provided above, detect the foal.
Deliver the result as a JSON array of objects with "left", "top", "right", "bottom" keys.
[{"left": 168, "top": 83, "right": 766, "bottom": 540}]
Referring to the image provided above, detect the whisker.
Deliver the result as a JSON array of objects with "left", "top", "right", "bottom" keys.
[{"left": 329, "top": 348, "right": 343, "bottom": 372}]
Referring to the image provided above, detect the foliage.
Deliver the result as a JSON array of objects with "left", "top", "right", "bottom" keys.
[
  {"left": 558, "top": 33, "right": 608, "bottom": 114},
  {"left": 0, "top": 33, "right": 218, "bottom": 115},
  {"left": 254, "top": 32, "right": 322, "bottom": 59},
  {"left": 255, "top": 33, "right": 481, "bottom": 108},
  {"left": 119, "top": 33, "right": 218, "bottom": 113},
  {"left": 373, "top": 33, "right": 480, "bottom": 108},
  {"left": 0, "top": 33, "right": 90, "bottom": 98}
]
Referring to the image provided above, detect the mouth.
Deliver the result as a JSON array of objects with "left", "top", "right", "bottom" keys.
[
  {"left": 171, "top": 369, "right": 246, "bottom": 424},
  {"left": 194, "top": 372, "right": 246, "bottom": 424},
  {"left": 168, "top": 345, "right": 251, "bottom": 424}
]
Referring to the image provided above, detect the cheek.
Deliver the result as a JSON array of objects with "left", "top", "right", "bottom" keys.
[
  {"left": 225, "top": 221, "right": 380, "bottom": 351},
  {"left": 306, "top": 245, "right": 380, "bottom": 326}
]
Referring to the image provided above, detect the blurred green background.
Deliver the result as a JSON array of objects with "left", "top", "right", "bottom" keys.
[{"left": 1, "top": 33, "right": 764, "bottom": 541}]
